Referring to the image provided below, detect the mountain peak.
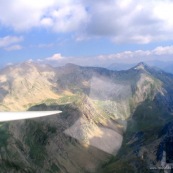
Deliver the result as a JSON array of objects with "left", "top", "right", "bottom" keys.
[{"left": 133, "top": 62, "right": 148, "bottom": 71}]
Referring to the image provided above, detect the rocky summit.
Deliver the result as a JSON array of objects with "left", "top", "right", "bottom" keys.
[{"left": 0, "top": 62, "right": 173, "bottom": 172}]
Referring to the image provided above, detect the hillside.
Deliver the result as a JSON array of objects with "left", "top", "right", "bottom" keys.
[{"left": 0, "top": 62, "right": 173, "bottom": 172}]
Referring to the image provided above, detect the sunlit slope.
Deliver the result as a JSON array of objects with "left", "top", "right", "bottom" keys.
[{"left": 0, "top": 62, "right": 59, "bottom": 111}]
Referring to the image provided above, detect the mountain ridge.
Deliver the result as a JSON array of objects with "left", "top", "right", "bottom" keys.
[{"left": 0, "top": 61, "right": 173, "bottom": 172}]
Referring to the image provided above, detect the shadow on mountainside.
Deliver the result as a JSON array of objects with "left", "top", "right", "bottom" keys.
[{"left": 0, "top": 103, "right": 112, "bottom": 173}]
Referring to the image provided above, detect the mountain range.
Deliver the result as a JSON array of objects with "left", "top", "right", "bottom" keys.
[
  {"left": 0, "top": 61, "right": 173, "bottom": 172},
  {"left": 107, "top": 60, "right": 173, "bottom": 74}
]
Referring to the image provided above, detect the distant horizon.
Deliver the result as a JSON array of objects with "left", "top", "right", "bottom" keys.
[
  {"left": 1, "top": 58, "right": 173, "bottom": 75},
  {"left": 1, "top": 45, "right": 173, "bottom": 67}
]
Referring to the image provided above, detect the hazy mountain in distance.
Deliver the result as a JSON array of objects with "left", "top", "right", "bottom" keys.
[
  {"left": 107, "top": 60, "right": 173, "bottom": 74},
  {"left": 146, "top": 60, "right": 173, "bottom": 74},
  {"left": 107, "top": 62, "right": 136, "bottom": 71},
  {"left": 0, "top": 62, "right": 173, "bottom": 172}
]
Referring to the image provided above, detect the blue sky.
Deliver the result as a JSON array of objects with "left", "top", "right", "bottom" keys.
[{"left": 1, "top": 0, "right": 173, "bottom": 67}]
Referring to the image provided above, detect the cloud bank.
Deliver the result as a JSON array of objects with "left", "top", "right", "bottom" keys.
[
  {"left": 1, "top": 0, "right": 173, "bottom": 43},
  {"left": 44, "top": 46, "right": 173, "bottom": 67}
]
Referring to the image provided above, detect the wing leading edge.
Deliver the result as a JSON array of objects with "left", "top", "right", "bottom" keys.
[{"left": 0, "top": 111, "right": 62, "bottom": 122}]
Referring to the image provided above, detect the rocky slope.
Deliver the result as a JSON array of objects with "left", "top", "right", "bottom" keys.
[
  {"left": 100, "top": 64, "right": 173, "bottom": 173},
  {"left": 0, "top": 62, "right": 59, "bottom": 111},
  {"left": 0, "top": 62, "right": 173, "bottom": 172}
]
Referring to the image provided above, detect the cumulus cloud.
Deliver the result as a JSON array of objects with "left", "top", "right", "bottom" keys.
[
  {"left": 40, "top": 18, "right": 53, "bottom": 27},
  {"left": 152, "top": 46, "right": 173, "bottom": 55},
  {"left": 46, "top": 53, "right": 63, "bottom": 61},
  {"left": 0, "top": 36, "right": 23, "bottom": 51},
  {"left": 83, "top": 0, "right": 173, "bottom": 43},
  {"left": 49, "top": 4, "right": 88, "bottom": 32},
  {"left": 0, "top": 0, "right": 88, "bottom": 32},
  {"left": 1, "top": 0, "right": 173, "bottom": 43},
  {"left": 96, "top": 45, "right": 173, "bottom": 64},
  {"left": 0, "top": 0, "right": 57, "bottom": 30}
]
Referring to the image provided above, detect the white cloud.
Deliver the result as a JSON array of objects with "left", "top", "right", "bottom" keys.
[
  {"left": 82, "top": 0, "right": 173, "bottom": 43},
  {"left": 0, "top": 36, "right": 23, "bottom": 51},
  {"left": 5, "top": 44, "right": 22, "bottom": 51},
  {"left": 0, "top": 36, "right": 23, "bottom": 47},
  {"left": 50, "top": 4, "right": 88, "bottom": 32},
  {"left": 36, "top": 45, "right": 173, "bottom": 67},
  {"left": 40, "top": 18, "right": 53, "bottom": 27},
  {"left": 46, "top": 53, "right": 63, "bottom": 61},
  {"left": 0, "top": 0, "right": 57, "bottom": 30},
  {"left": 1, "top": 0, "right": 173, "bottom": 43},
  {"left": 96, "top": 45, "right": 173, "bottom": 64},
  {"left": 0, "top": 0, "right": 88, "bottom": 32},
  {"left": 152, "top": 46, "right": 173, "bottom": 55},
  {"left": 98, "top": 50, "right": 151, "bottom": 60}
]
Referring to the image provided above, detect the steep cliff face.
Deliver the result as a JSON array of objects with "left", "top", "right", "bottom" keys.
[{"left": 0, "top": 62, "right": 173, "bottom": 172}]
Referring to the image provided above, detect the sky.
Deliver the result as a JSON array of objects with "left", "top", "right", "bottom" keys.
[{"left": 1, "top": 0, "right": 173, "bottom": 67}]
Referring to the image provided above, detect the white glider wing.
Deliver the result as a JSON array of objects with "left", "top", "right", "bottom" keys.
[{"left": 0, "top": 111, "right": 62, "bottom": 122}]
